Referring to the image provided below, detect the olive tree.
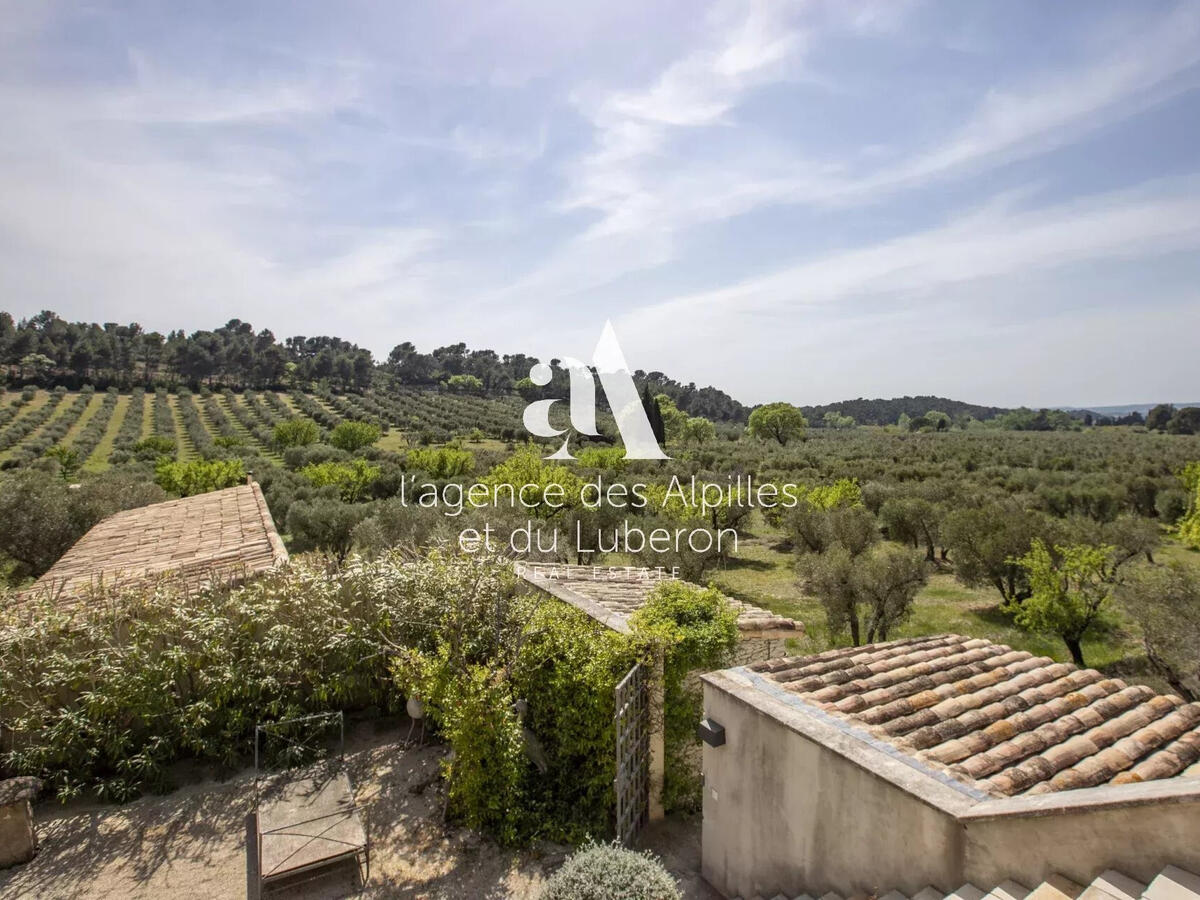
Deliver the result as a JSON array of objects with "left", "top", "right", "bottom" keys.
[
  {"left": 273, "top": 417, "right": 320, "bottom": 448},
  {"left": 682, "top": 415, "right": 716, "bottom": 445},
  {"left": 0, "top": 470, "right": 165, "bottom": 581},
  {"left": 653, "top": 394, "right": 690, "bottom": 444},
  {"left": 747, "top": 402, "right": 807, "bottom": 446},
  {"left": 1117, "top": 563, "right": 1200, "bottom": 701},
  {"left": 879, "top": 496, "right": 944, "bottom": 561},
  {"left": 286, "top": 498, "right": 371, "bottom": 562},
  {"left": 943, "top": 503, "right": 1056, "bottom": 607},
  {"left": 1010, "top": 540, "right": 1120, "bottom": 666},
  {"left": 329, "top": 420, "right": 381, "bottom": 452},
  {"left": 799, "top": 542, "right": 926, "bottom": 645},
  {"left": 787, "top": 503, "right": 878, "bottom": 557}
]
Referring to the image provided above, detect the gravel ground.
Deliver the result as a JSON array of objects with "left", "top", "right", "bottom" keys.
[{"left": 0, "top": 719, "right": 718, "bottom": 900}]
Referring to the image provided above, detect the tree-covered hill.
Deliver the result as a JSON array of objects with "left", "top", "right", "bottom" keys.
[
  {"left": 14, "top": 310, "right": 1192, "bottom": 433},
  {"left": 0, "top": 309, "right": 748, "bottom": 423},
  {"left": 802, "top": 395, "right": 1009, "bottom": 426}
]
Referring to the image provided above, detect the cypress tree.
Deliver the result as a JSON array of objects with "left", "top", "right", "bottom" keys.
[{"left": 640, "top": 383, "right": 666, "bottom": 445}]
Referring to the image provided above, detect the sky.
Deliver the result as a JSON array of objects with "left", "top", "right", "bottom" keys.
[{"left": 1, "top": 0, "right": 1198, "bottom": 408}]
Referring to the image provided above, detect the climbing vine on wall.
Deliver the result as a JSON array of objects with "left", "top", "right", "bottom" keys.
[
  {"left": 630, "top": 580, "right": 739, "bottom": 814},
  {"left": 390, "top": 573, "right": 644, "bottom": 844}
]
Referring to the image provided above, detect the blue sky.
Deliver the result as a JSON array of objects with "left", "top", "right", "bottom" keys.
[{"left": 1, "top": 0, "right": 1198, "bottom": 407}]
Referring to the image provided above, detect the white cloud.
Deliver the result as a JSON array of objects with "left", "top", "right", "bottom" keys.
[
  {"left": 0, "top": 61, "right": 454, "bottom": 339},
  {"left": 1, "top": 0, "right": 1198, "bottom": 407},
  {"left": 496, "top": 1, "right": 1200, "bottom": 312},
  {"left": 568, "top": 0, "right": 807, "bottom": 228},
  {"left": 622, "top": 177, "right": 1200, "bottom": 323},
  {"left": 875, "top": 2, "right": 1200, "bottom": 190},
  {"left": 610, "top": 177, "right": 1200, "bottom": 405}
]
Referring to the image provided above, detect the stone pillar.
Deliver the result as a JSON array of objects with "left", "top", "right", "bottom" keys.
[
  {"left": 649, "top": 649, "right": 666, "bottom": 821},
  {"left": 0, "top": 777, "right": 41, "bottom": 869}
]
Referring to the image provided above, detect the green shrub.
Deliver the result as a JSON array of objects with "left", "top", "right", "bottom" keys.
[
  {"left": 510, "top": 602, "right": 644, "bottom": 841},
  {"left": 400, "top": 651, "right": 527, "bottom": 843},
  {"left": 484, "top": 447, "right": 583, "bottom": 519},
  {"left": 575, "top": 447, "right": 627, "bottom": 472},
  {"left": 286, "top": 498, "right": 370, "bottom": 560},
  {"left": 391, "top": 562, "right": 642, "bottom": 844},
  {"left": 154, "top": 458, "right": 246, "bottom": 497},
  {"left": 406, "top": 446, "right": 474, "bottom": 478},
  {"left": 446, "top": 373, "right": 483, "bottom": 393},
  {"left": 273, "top": 417, "right": 321, "bottom": 448},
  {"left": 1179, "top": 463, "right": 1200, "bottom": 549},
  {"left": 0, "top": 552, "right": 493, "bottom": 801},
  {"left": 0, "top": 469, "right": 165, "bottom": 581},
  {"left": 539, "top": 841, "right": 680, "bottom": 900},
  {"left": 132, "top": 434, "right": 176, "bottom": 457},
  {"left": 44, "top": 445, "right": 81, "bottom": 479},
  {"left": 300, "top": 458, "right": 380, "bottom": 502},
  {"left": 630, "top": 581, "right": 738, "bottom": 814},
  {"left": 329, "top": 420, "right": 381, "bottom": 452}
]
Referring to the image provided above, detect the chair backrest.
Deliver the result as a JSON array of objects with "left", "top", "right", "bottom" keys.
[{"left": 253, "top": 710, "right": 345, "bottom": 804}]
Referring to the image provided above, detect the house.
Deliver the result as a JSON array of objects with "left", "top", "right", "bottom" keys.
[
  {"left": 15, "top": 480, "right": 288, "bottom": 611},
  {"left": 700, "top": 634, "right": 1200, "bottom": 898}
]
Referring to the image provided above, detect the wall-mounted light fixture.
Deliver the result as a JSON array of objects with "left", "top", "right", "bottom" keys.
[{"left": 697, "top": 717, "right": 725, "bottom": 747}]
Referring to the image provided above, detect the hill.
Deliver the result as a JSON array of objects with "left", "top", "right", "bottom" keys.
[
  {"left": 0, "top": 309, "right": 747, "bottom": 424},
  {"left": 801, "top": 395, "right": 1009, "bottom": 427},
  {"left": 6, "top": 310, "right": 1116, "bottom": 431},
  {"left": 1061, "top": 402, "right": 1200, "bottom": 417}
]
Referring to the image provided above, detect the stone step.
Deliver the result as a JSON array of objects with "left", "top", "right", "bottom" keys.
[
  {"left": 803, "top": 866, "right": 1200, "bottom": 900},
  {"left": 1027, "top": 875, "right": 1084, "bottom": 900},
  {"left": 1143, "top": 867, "right": 1200, "bottom": 900},
  {"left": 1079, "top": 870, "right": 1145, "bottom": 900},
  {"left": 985, "top": 880, "right": 1032, "bottom": 900}
]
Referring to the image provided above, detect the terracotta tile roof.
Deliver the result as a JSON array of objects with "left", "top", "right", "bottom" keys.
[
  {"left": 746, "top": 634, "right": 1200, "bottom": 798},
  {"left": 516, "top": 562, "right": 804, "bottom": 638},
  {"left": 17, "top": 481, "right": 287, "bottom": 610}
]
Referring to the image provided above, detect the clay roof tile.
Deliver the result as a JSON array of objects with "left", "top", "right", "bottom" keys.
[{"left": 745, "top": 634, "right": 1200, "bottom": 798}]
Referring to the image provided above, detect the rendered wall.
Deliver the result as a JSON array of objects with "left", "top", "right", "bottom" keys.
[
  {"left": 961, "top": 788, "right": 1200, "bottom": 887},
  {"left": 701, "top": 676, "right": 969, "bottom": 897}
]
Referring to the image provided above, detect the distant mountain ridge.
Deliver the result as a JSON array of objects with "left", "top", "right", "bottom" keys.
[
  {"left": 801, "top": 395, "right": 1009, "bottom": 426},
  {"left": 1058, "top": 402, "right": 1200, "bottom": 417}
]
